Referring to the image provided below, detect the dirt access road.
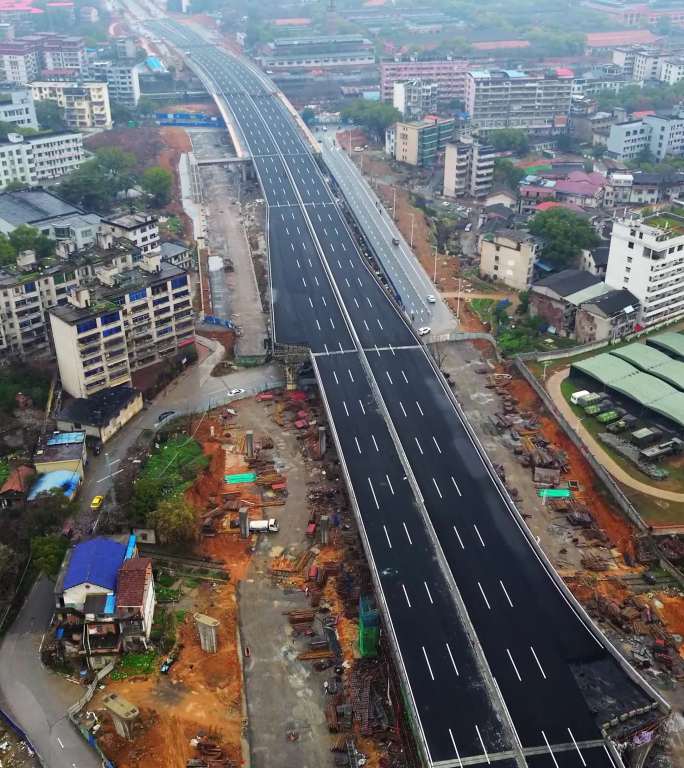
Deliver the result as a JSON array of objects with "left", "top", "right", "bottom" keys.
[{"left": 547, "top": 367, "right": 684, "bottom": 503}]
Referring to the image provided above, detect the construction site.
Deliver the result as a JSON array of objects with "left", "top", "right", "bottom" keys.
[{"left": 83, "top": 387, "right": 415, "bottom": 768}]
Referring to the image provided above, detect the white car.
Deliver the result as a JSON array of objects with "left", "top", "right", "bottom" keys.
[
  {"left": 465, "top": 223, "right": 472, "bottom": 232},
  {"left": 228, "top": 388, "right": 245, "bottom": 396},
  {"left": 417, "top": 326, "right": 431, "bottom": 336},
  {"left": 426, "top": 295, "right": 436, "bottom": 304}
]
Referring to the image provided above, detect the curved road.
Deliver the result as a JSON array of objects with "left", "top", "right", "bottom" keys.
[{"left": 548, "top": 367, "right": 684, "bottom": 503}]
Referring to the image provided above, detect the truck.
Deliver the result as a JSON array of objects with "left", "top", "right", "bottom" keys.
[
  {"left": 570, "top": 389, "right": 590, "bottom": 405},
  {"left": 249, "top": 518, "right": 279, "bottom": 533}
]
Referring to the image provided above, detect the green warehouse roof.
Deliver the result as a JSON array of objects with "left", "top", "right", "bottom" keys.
[
  {"left": 647, "top": 332, "right": 684, "bottom": 360},
  {"left": 571, "top": 353, "right": 639, "bottom": 385},
  {"left": 611, "top": 342, "right": 671, "bottom": 371}
]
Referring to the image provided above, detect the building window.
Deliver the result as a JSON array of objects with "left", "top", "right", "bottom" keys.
[
  {"left": 129, "top": 289, "right": 146, "bottom": 302},
  {"left": 171, "top": 275, "right": 188, "bottom": 290},
  {"left": 77, "top": 318, "right": 97, "bottom": 334},
  {"left": 101, "top": 311, "right": 120, "bottom": 326},
  {"left": 102, "top": 326, "right": 121, "bottom": 338}
]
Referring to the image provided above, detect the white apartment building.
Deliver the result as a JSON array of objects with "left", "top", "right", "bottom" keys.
[
  {"left": 443, "top": 138, "right": 496, "bottom": 198},
  {"left": 100, "top": 214, "right": 159, "bottom": 254},
  {"left": 0, "top": 42, "right": 39, "bottom": 84},
  {"left": 659, "top": 57, "right": 684, "bottom": 85},
  {"left": 103, "top": 63, "right": 140, "bottom": 108},
  {"left": 478, "top": 230, "right": 539, "bottom": 291},
  {"left": 605, "top": 215, "right": 684, "bottom": 326},
  {"left": 380, "top": 59, "right": 469, "bottom": 103},
  {"left": 393, "top": 80, "right": 438, "bottom": 119},
  {"left": 607, "top": 112, "right": 684, "bottom": 162},
  {"left": 49, "top": 254, "right": 193, "bottom": 398},
  {"left": 0, "top": 85, "right": 37, "bottom": 130},
  {"left": 0, "top": 131, "right": 84, "bottom": 189},
  {"left": 464, "top": 68, "right": 572, "bottom": 134},
  {"left": 633, "top": 49, "right": 663, "bottom": 82},
  {"left": 30, "top": 80, "right": 111, "bottom": 130}
]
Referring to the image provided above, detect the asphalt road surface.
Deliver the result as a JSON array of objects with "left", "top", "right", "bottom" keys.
[{"left": 149, "top": 19, "right": 657, "bottom": 768}]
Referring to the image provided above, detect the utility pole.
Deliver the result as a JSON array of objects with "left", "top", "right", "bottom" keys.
[
  {"left": 409, "top": 213, "right": 415, "bottom": 248},
  {"left": 392, "top": 186, "right": 396, "bottom": 220},
  {"left": 456, "top": 276, "right": 461, "bottom": 322}
]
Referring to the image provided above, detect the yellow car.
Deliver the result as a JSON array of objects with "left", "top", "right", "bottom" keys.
[{"left": 90, "top": 495, "right": 104, "bottom": 511}]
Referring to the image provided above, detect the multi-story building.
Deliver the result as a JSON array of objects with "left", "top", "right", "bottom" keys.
[
  {"left": 391, "top": 116, "right": 455, "bottom": 166},
  {"left": 0, "top": 84, "right": 36, "bottom": 129},
  {"left": 0, "top": 131, "right": 84, "bottom": 189},
  {"left": 607, "top": 112, "right": 684, "bottom": 162},
  {"left": 0, "top": 40, "right": 39, "bottom": 84},
  {"left": 605, "top": 213, "right": 684, "bottom": 327},
  {"left": 30, "top": 80, "right": 111, "bottom": 130},
  {"left": 0, "top": 34, "right": 86, "bottom": 84},
  {"left": 49, "top": 252, "right": 193, "bottom": 398},
  {"left": 571, "top": 71, "right": 630, "bottom": 98},
  {"left": 101, "top": 62, "right": 140, "bottom": 107},
  {"left": 464, "top": 68, "right": 573, "bottom": 134},
  {"left": 380, "top": 59, "right": 469, "bottom": 104},
  {"left": 259, "top": 35, "right": 375, "bottom": 72},
  {"left": 658, "top": 57, "right": 684, "bottom": 85},
  {"left": 478, "top": 229, "right": 539, "bottom": 291},
  {"left": 443, "top": 138, "right": 496, "bottom": 198},
  {"left": 392, "top": 80, "right": 438, "bottom": 120},
  {"left": 632, "top": 49, "right": 663, "bottom": 82},
  {"left": 114, "top": 37, "right": 137, "bottom": 61},
  {"left": 100, "top": 214, "right": 159, "bottom": 254}
]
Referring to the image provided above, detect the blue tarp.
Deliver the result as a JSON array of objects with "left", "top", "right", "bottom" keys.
[{"left": 28, "top": 470, "right": 80, "bottom": 500}]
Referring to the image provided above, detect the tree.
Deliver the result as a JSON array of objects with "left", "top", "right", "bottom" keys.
[
  {"left": 0, "top": 233, "right": 16, "bottom": 266},
  {"left": 95, "top": 147, "right": 137, "bottom": 196},
  {"left": 529, "top": 208, "right": 600, "bottom": 268},
  {"left": 488, "top": 129, "right": 529, "bottom": 155},
  {"left": 341, "top": 100, "right": 402, "bottom": 143},
  {"left": 131, "top": 476, "right": 164, "bottom": 524},
  {"left": 0, "top": 543, "right": 19, "bottom": 597},
  {"left": 142, "top": 166, "right": 173, "bottom": 207},
  {"left": 31, "top": 535, "right": 68, "bottom": 578},
  {"left": 35, "top": 100, "right": 66, "bottom": 131},
  {"left": 301, "top": 107, "right": 316, "bottom": 127},
  {"left": 58, "top": 159, "right": 116, "bottom": 211},
  {"left": 147, "top": 497, "right": 196, "bottom": 545},
  {"left": 493, "top": 158, "right": 525, "bottom": 189},
  {"left": 9, "top": 224, "right": 55, "bottom": 259}
]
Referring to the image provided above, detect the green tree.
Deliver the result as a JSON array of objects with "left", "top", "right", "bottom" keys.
[
  {"left": 9, "top": 224, "right": 55, "bottom": 259},
  {"left": 35, "top": 100, "right": 66, "bottom": 131},
  {"left": 488, "top": 129, "right": 529, "bottom": 155},
  {"left": 0, "top": 543, "right": 18, "bottom": 596},
  {"left": 31, "top": 535, "right": 68, "bottom": 578},
  {"left": 0, "top": 233, "right": 16, "bottom": 266},
  {"left": 301, "top": 107, "right": 316, "bottom": 127},
  {"left": 493, "top": 158, "right": 525, "bottom": 189},
  {"left": 141, "top": 166, "right": 173, "bottom": 206},
  {"left": 95, "top": 147, "right": 137, "bottom": 196},
  {"left": 58, "top": 159, "right": 115, "bottom": 211},
  {"left": 131, "top": 476, "right": 164, "bottom": 524},
  {"left": 147, "top": 497, "right": 196, "bottom": 545},
  {"left": 529, "top": 208, "right": 600, "bottom": 268},
  {"left": 341, "top": 100, "right": 402, "bottom": 143}
]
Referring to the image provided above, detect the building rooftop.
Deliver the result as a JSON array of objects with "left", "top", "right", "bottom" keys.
[
  {"left": 63, "top": 537, "right": 127, "bottom": 591},
  {"left": 160, "top": 241, "right": 189, "bottom": 259},
  {"left": 647, "top": 332, "right": 684, "bottom": 360},
  {"left": 101, "top": 213, "right": 157, "bottom": 230},
  {"left": 34, "top": 430, "right": 84, "bottom": 465},
  {"left": 583, "top": 288, "right": 637, "bottom": 317},
  {"left": 533, "top": 268, "right": 604, "bottom": 298},
  {"left": 58, "top": 387, "right": 140, "bottom": 428},
  {"left": 0, "top": 465, "right": 33, "bottom": 495},
  {"left": 116, "top": 557, "right": 151, "bottom": 607},
  {"left": 27, "top": 469, "right": 79, "bottom": 501},
  {"left": 0, "top": 189, "right": 81, "bottom": 228}
]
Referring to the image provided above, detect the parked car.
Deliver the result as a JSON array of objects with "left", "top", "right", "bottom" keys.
[
  {"left": 417, "top": 327, "right": 431, "bottom": 336},
  {"left": 157, "top": 410, "right": 175, "bottom": 424},
  {"left": 426, "top": 295, "right": 436, "bottom": 304},
  {"left": 228, "top": 388, "right": 246, "bottom": 396},
  {"left": 90, "top": 495, "right": 104, "bottom": 511}
]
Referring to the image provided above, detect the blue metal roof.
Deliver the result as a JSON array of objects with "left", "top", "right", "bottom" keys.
[
  {"left": 46, "top": 431, "right": 85, "bottom": 446},
  {"left": 124, "top": 533, "right": 137, "bottom": 560},
  {"left": 63, "top": 537, "right": 127, "bottom": 591},
  {"left": 28, "top": 470, "right": 79, "bottom": 500}
]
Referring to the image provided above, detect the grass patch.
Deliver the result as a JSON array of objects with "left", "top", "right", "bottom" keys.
[
  {"left": 618, "top": 484, "right": 684, "bottom": 525},
  {"left": 175, "top": 609, "right": 187, "bottom": 623},
  {"left": 183, "top": 577, "right": 201, "bottom": 588},
  {"left": 138, "top": 436, "right": 208, "bottom": 494},
  {"left": 156, "top": 572, "right": 176, "bottom": 588},
  {"left": 110, "top": 650, "right": 157, "bottom": 680},
  {"left": 470, "top": 298, "right": 495, "bottom": 323},
  {"left": 156, "top": 586, "right": 181, "bottom": 603}
]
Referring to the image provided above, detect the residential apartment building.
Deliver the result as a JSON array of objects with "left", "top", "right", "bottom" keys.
[
  {"left": 30, "top": 80, "right": 112, "bottom": 130},
  {"left": 607, "top": 112, "right": 684, "bottom": 162},
  {"left": 604, "top": 170, "right": 684, "bottom": 207},
  {"left": 392, "top": 80, "right": 438, "bottom": 120},
  {"left": 464, "top": 68, "right": 573, "bottom": 134},
  {"left": 658, "top": 57, "right": 684, "bottom": 85},
  {"left": 632, "top": 49, "right": 663, "bottom": 82},
  {"left": 0, "top": 84, "right": 36, "bottom": 130},
  {"left": 478, "top": 230, "right": 539, "bottom": 291},
  {"left": 605, "top": 214, "right": 684, "bottom": 326},
  {"left": 101, "top": 213, "right": 160, "bottom": 254},
  {"left": 0, "top": 131, "right": 84, "bottom": 189},
  {"left": 443, "top": 138, "right": 496, "bottom": 198},
  {"left": 575, "top": 289, "right": 639, "bottom": 344},
  {"left": 390, "top": 116, "right": 455, "bottom": 166},
  {"left": 259, "top": 35, "right": 375, "bottom": 72},
  {"left": 0, "top": 34, "right": 86, "bottom": 84},
  {"left": 102, "top": 62, "right": 140, "bottom": 107},
  {"left": 380, "top": 59, "right": 469, "bottom": 103},
  {"left": 49, "top": 252, "right": 193, "bottom": 398},
  {"left": 0, "top": 40, "right": 39, "bottom": 84}
]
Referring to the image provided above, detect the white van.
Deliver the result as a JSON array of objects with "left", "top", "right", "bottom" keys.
[
  {"left": 249, "top": 518, "right": 279, "bottom": 533},
  {"left": 570, "top": 390, "right": 590, "bottom": 406}
]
